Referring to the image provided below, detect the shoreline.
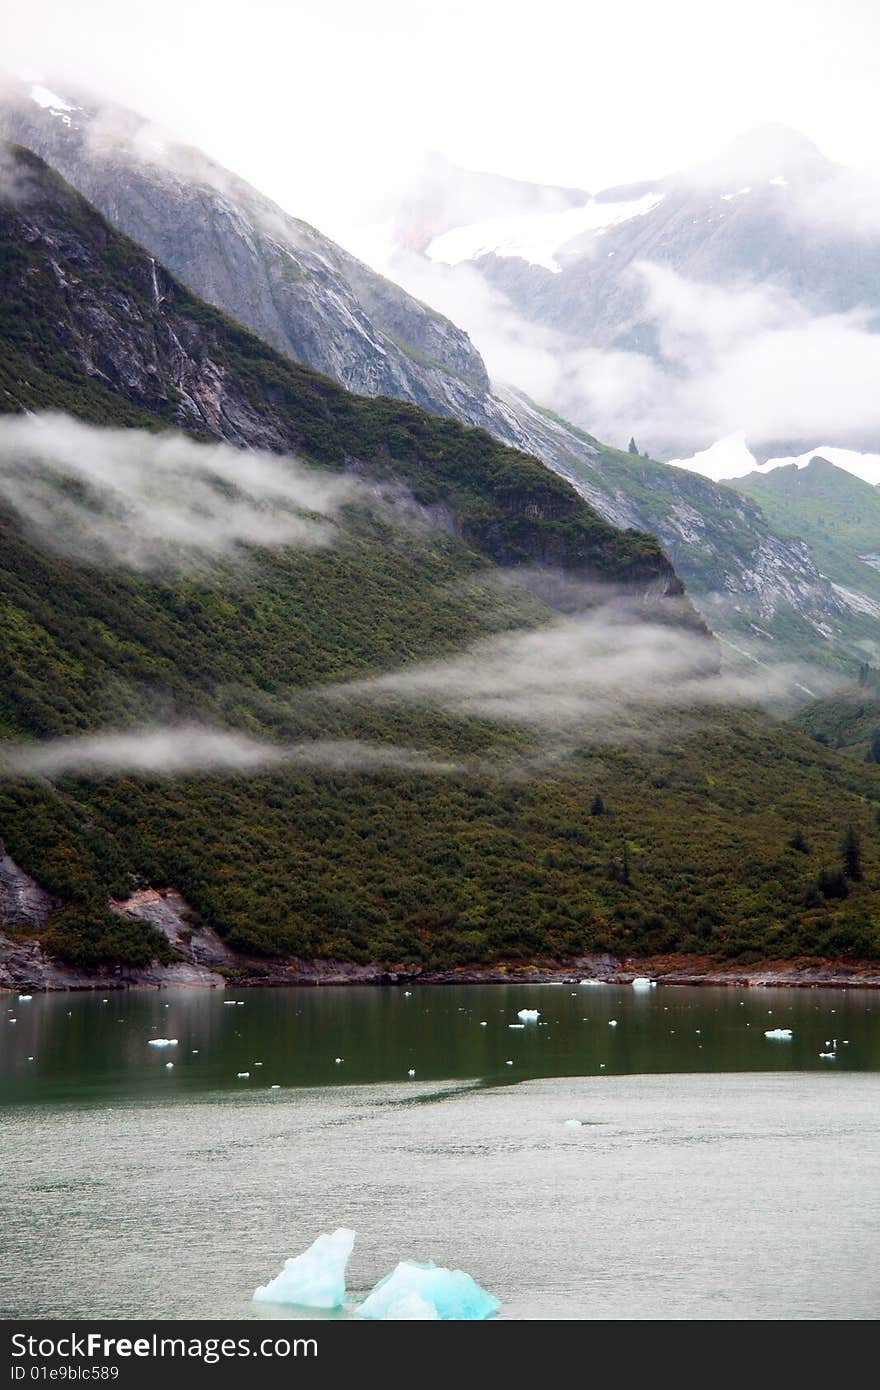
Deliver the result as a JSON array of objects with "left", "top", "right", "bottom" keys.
[{"left": 2, "top": 933, "right": 880, "bottom": 993}]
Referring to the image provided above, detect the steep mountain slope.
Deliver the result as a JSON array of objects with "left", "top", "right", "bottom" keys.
[
  {"left": 792, "top": 668, "right": 880, "bottom": 760},
  {"left": 1, "top": 91, "right": 859, "bottom": 668},
  {"left": 497, "top": 393, "right": 858, "bottom": 663},
  {"left": 423, "top": 126, "right": 880, "bottom": 347},
  {"left": 1, "top": 145, "right": 879, "bottom": 975},
  {"left": 734, "top": 458, "right": 880, "bottom": 644},
  {"left": 0, "top": 80, "right": 515, "bottom": 434}
]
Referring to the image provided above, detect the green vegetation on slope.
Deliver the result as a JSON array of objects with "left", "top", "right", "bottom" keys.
[
  {"left": 735, "top": 458, "right": 880, "bottom": 609},
  {"left": 1, "top": 145, "right": 880, "bottom": 969}
]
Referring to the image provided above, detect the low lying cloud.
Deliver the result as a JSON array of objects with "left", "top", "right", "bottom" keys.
[
  {"left": 326, "top": 600, "right": 837, "bottom": 740},
  {"left": 0, "top": 413, "right": 358, "bottom": 570},
  {"left": 383, "top": 244, "right": 880, "bottom": 456},
  {"left": 0, "top": 725, "right": 461, "bottom": 780}
]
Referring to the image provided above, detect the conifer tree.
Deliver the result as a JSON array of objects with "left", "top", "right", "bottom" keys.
[{"left": 841, "top": 824, "right": 863, "bottom": 881}]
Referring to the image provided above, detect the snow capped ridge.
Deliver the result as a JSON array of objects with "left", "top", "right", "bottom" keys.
[{"left": 426, "top": 191, "right": 665, "bottom": 273}]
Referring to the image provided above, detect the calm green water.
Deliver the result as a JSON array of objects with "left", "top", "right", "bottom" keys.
[
  {"left": 2, "top": 982, "right": 879, "bottom": 1105},
  {"left": 2, "top": 984, "right": 879, "bottom": 1319}
]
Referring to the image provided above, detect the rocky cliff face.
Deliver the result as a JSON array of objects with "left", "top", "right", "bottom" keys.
[
  {"left": 0, "top": 83, "right": 515, "bottom": 434},
  {"left": 1, "top": 91, "right": 859, "bottom": 664}
]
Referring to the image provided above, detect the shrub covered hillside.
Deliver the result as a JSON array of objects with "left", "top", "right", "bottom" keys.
[{"left": 1, "top": 143, "right": 880, "bottom": 971}]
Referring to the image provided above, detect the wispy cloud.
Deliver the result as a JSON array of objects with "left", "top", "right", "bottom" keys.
[
  {"left": 0, "top": 413, "right": 359, "bottom": 570},
  {"left": 0, "top": 725, "right": 462, "bottom": 779},
  {"left": 325, "top": 598, "right": 838, "bottom": 740}
]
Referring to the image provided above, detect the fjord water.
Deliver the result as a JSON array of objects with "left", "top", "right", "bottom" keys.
[{"left": 2, "top": 984, "right": 879, "bottom": 1319}]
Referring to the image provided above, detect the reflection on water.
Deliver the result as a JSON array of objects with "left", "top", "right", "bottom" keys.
[
  {"left": 2, "top": 985, "right": 879, "bottom": 1320},
  {"left": 2, "top": 982, "right": 879, "bottom": 1106}
]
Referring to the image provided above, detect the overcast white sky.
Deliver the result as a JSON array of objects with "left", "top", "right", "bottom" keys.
[{"left": 6, "top": 0, "right": 880, "bottom": 236}]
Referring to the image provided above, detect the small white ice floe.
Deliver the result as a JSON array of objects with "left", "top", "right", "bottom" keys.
[
  {"left": 165, "top": 1062, "right": 174, "bottom": 1069},
  {"left": 608, "top": 1020, "right": 618, "bottom": 1027},
  {"left": 335, "top": 1057, "right": 343, "bottom": 1064},
  {"left": 147, "top": 1038, "right": 178, "bottom": 1048},
  {"left": 270, "top": 1084, "right": 280, "bottom": 1090},
  {"left": 505, "top": 1060, "right": 513, "bottom": 1066},
  {"left": 764, "top": 1029, "right": 793, "bottom": 1040},
  {"left": 479, "top": 1021, "right": 487, "bottom": 1027},
  {"left": 254, "top": 1061, "right": 263, "bottom": 1066},
  {"left": 508, "top": 1023, "right": 525, "bottom": 1030},
  {"left": 819, "top": 1052, "right": 836, "bottom": 1060},
  {"left": 579, "top": 979, "right": 604, "bottom": 986},
  {"left": 192, "top": 1050, "right": 199, "bottom": 1054},
  {"left": 17, "top": 994, "right": 32, "bottom": 1002},
  {"left": 223, "top": 1001, "right": 236, "bottom": 1006},
  {"left": 254, "top": 1228, "right": 355, "bottom": 1309},
  {"left": 404, "top": 991, "right": 412, "bottom": 997},
  {"left": 631, "top": 977, "right": 655, "bottom": 989},
  {"left": 8, "top": 1018, "right": 16, "bottom": 1023},
  {"left": 236, "top": 1001, "right": 244, "bottom": 1006},
  {"left": 27, "top": 1056, "right": 34, "bottom": 1061},
  {"left": 237, "top": 1071, "right": 250, "bottom": 1078},
  {"left": 563, "top": 1118, "right": 583, "bottom": 1129},
  {"left": 407, "top": 1069, "right": 416, "bottom": 1077},
  {"left": 517, "top": 1009, "right": 540, "bottom": 1022}
]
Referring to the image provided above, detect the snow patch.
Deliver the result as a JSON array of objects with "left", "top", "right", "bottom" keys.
[
  {"left": 426, "top": 193, "right": 665, "bottom": 272},
  {"left": 29, "top": 85, "right": 75, "bottom": 114}
]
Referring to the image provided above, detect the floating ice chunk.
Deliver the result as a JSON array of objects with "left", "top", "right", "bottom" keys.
[
  {"left": 608, "top": 1020, "right": 618, "bottom": 1027},
  {"left": 563, "top": 1118, "right": 583, "bottom": 1129},
  {"left": 517, "top": 1009, "right": 540, "bottom": 1022},
  {"left": 17, "top": 994, "right": 32, "bottom": 1001},
  {"left": 358, "top": 1260, "right": 499, "bottom": 1321},
  {"left": 508, "top": 1023, "right": 525, "bottom": 1029},
  {"left": 407, "top": 1069, "right": 416, "bottom": 1077},
  {"left": 819, "top": 1051, "right": 836, "bottom": 1059},
  {"left": 631, "top": 978, "right": 655, "bottom": 989},
  {"left": 580, "top": 979, "right": 605, "bottom": 986},
  {"left": 223, "top": 1001, "right": 237, "bottom": 1006},
  {"left": 764, "top": 1029, "right": 793, "bottom": 1040},
  {"left": 505, "top": 1060, "right": 513, "bottom": 1065},
  {"left": 270, "top": 1084, "right": 280, "bottom": 1089},
  {"left": 147, "top": 1038, "right": 178, "bottom": 1047},
  {"left": 237, "top": 1072, "right": 250, "bottom": 1078},
  {"left": 376, "top": 1292, "right": 439, "bottom": 1320},
  {"left": 334, "top": 1057, "right": 343, "bottom": 1064},
  {"left": 236, "top": 1001, "right": 244, "bottom": 1006},
  {"left": 254, "top": 1229, "right": 355, "bottom": 1308},
  {"left": 404, "top": 991, "right": 412, "bottom": 997},
  {"left": 479, "top": 1021, "right": 487, "bottom": 1027},
  {"left": 165, "top": 1062, "right": 174, "bottom": 1069}
]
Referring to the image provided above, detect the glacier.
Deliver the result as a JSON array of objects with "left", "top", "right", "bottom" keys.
[
  {"left": 358, "top": 1260, "right": 500, "bottom": 1321},
  {"left": 253, "top": 1228, "right": 355, "bottom": 1309}
]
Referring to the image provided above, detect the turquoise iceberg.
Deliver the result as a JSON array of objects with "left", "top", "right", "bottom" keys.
[{"left": 358, "top": 1260, "right": 499, "bottom": 1320}]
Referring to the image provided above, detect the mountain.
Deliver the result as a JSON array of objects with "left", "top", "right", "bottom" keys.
[
  {"left": 0, "top": 79, "right": 517, "bottom": 435},
  {"left": 2, "top": 88, "right": 863, "bottom": 669},
  {"left": 792, "top": 667, "right": 880, "bottom": 760},
  {"left": 415, "top": 126, "right": 880, "bottom": 455},
  {"left": 2, "top": 143, "right": 880, "bottom": 976},
  {"left": 390, "top": 151, "right": 589, "bottom": 253},
  {"left": 732, "top": 457, "right": 880, "bottom": 655},
  {"left": 422, "top": 125, "right": 878, "bottom": 342}
]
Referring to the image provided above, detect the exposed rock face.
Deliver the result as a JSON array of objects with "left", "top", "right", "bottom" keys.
[
  {"left": 0, "top": 86, "right": 509, "bottom": 433},
  {"left": 0, "top": 841, "right": 60, "bottom": 929},
  {"left": 0, "top": 92, "right": 855, "bottom": 659},
  {"left": 110, "top": 888, "right": 235, "bottom": 968},
  {"left": 0, "top": 930, "right": 224, "bottom": 991}
]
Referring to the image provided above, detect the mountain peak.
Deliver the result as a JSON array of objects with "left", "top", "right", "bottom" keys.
[{"left": 683, "top": 124, "right": 829, "bottom": 189}]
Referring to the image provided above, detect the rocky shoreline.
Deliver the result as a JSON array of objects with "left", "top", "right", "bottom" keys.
[
  {"left": 2, "top": 932, "right": 880, "bottom": 994},
  {"left": 3, "top": 881, "right": 880, "bottom": 994}
]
